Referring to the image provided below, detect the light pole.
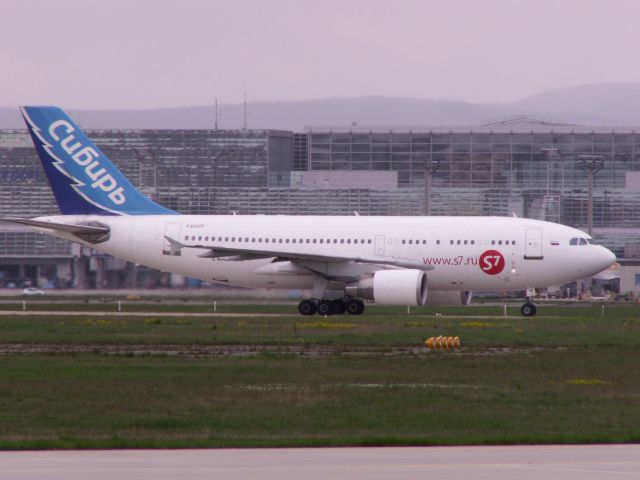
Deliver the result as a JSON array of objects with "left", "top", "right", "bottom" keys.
[
  {"left": 424, "top": 158, "right": 440, "bottom": 216},
  {"left": 576, "top": 155, "right": 604, "bottom": 235},
  {"left": 540, "top": 148, "right": 560, "bottom": 195}
]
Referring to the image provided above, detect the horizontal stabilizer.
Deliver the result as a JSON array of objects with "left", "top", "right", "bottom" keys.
[
  {"left": 163, "top": 235, "right": 185, "bottom": 256},
  {"left": 0, "top": 217, "right": 110, "bottom": 235}
]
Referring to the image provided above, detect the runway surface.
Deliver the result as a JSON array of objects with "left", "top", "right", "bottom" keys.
[
  {"left": 1, "top": 446, "right": 639, "bottom": 480},
  {"left": 0, "top": 310, "right": 296, "bottom": 317}
]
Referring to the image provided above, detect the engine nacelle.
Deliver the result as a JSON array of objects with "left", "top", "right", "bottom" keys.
[{"left": 345, "top": 269, "right": 428, "bottom": 306}]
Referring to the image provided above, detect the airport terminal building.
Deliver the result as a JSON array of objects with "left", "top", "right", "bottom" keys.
[{"left": 1, "top": 117, "right": 639, "bottom": 292}]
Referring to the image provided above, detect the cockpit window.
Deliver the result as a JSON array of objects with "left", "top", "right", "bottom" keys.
[
  {"left": 587, "top": 238, "right": 599, "bottom": 245},
  {"left": 569, "top": 237, "right": 589, "bottom": 246}
]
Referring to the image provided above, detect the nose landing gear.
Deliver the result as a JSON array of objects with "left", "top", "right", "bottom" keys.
[{"left": 520, "top": 302, "right": 537, "bottom": 317}]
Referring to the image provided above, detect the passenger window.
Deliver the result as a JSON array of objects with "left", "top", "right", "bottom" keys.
[
  {"left": 464, "top": 240, "right": 468, "bottom": 245},
  {"left": 367, "top": 239, "right": 372, "bottom": 244},
  {"left": 491, "top": 240, "right": 495, "bottom": 245},
  {"left": 470, "top": 240, "right": 475, "bottom": 245},
  {"left": 456, "top": 240, "right": 461, "bottom": 245},
  {"left": 498, "top": 240, "right": 502, "bottom": 245},
  {"left": 436, "top": 240, "right": 440, "bottom": 245},
  {"left": 402, "top": 240, "right": 406, "bottom": 245}
]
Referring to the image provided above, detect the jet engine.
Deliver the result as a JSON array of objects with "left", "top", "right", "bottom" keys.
[{"left": 345, "top": 269, "right": 428, "bottom": 306}]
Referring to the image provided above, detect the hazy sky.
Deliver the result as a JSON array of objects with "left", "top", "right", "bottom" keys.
[{"left": 2, "top": 0, "right": 639, "bottom": 109}]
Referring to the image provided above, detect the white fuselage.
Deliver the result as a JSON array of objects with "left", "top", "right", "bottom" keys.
[{"left": 33, "top": 214, "right": 616, "bottom": 295}]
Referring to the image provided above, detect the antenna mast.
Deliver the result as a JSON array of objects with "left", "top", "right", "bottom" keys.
[
  {"left": 214, "top": 97, "right": 219, "bottom": 130},
  {"left": 243, "top": 92, "right": 247, "bottom": 130}
]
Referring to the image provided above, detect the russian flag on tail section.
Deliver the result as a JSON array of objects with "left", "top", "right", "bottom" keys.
[{"left": 20, "top": 106, "right": 178, "bottom": 216}]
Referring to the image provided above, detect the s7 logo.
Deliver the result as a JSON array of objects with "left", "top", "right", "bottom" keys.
[{"left": 479, "top": 250, "right": 505, "bottom": 275}]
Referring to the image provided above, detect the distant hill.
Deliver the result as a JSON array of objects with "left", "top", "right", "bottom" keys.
[
  {"left": 511, "top": 83, "right": 640, "bottom": 125},
  {"left": 2, "top": 83, "right": 639, "bottom": 130}
]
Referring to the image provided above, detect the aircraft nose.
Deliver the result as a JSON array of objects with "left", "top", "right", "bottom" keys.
[{"left": 596, "top": 246, "right": 616, "bottom": 271}]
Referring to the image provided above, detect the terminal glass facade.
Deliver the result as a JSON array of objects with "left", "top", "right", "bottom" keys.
[
  {"left": 304, "top": 125, "right": 640, "bottom": 233},
  {"left": 1, "top": 120, "right": 640, "bottom": 288}
]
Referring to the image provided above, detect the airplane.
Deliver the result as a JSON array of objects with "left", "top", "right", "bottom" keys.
[{"left": 1, "top": 106, "right": 616, "bottom": 317}]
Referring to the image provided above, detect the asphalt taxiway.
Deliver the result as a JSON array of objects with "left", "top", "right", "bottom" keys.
[{"left": 1, "top": 445, "right": 639, "bottom": 480}]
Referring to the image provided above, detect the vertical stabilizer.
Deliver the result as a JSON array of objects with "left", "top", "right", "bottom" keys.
[{"left": 21, "top": 106, "right": 177, "bottom": 216}]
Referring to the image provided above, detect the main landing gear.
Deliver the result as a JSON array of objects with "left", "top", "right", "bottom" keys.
[{"left": 297, "top": 298, "right": 365, "bottom": 316}]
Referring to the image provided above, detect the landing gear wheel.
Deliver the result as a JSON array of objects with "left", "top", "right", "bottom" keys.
[
  {"left": 317, "top": 300, "right": 333, "bottom": 316},
  {"left": 521, "top": 302, "right": 537, "bottom": 317},
  {"left": 346, "top": 299, "right": 365, "bottom": 315},
  {"left": 298, "top": 299, "right": 317, "bottom": 316},
  {"left": 331, "top": 299, "right": 347, "bottom": 315}
]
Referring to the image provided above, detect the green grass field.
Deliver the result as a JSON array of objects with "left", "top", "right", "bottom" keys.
[{"left": 0, "top": 302, "right": 639, "bottom": 448}]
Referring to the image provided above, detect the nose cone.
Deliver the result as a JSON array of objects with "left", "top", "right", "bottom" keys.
[{"left": 593, "top": 246, "right": 616, "bottom": 274}]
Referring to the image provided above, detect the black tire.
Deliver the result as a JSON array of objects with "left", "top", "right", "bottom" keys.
[
  {"left": 317, "top": 300, "right": 333, "bottom": 316},
  {"left": 346, "top": 299, "right": 365, "bottom": 315},
  {"left": 521, "top": 302, "right": 537, "bottom": 317},
  {"left": 332, "top": 299, "right": 347, "bottom": 315},
  {"left": 298, "top": 299, "right": 317, "bottom": 316}
]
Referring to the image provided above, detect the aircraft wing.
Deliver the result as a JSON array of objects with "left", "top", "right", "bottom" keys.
[{"left": 164, "top": 235, "right": 433, "bottom": 272}]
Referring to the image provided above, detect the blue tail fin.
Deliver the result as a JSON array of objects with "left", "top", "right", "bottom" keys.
[{"left": 21, "top": 106, "right": 177, "bottom": 216}]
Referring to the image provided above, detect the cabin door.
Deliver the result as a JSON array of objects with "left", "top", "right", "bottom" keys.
[
  {"left": 374, "top": 235, "right": 386, "bottom": 256},
  {"left": 524, "top": 228, "right": 543, "bottom": 260}
]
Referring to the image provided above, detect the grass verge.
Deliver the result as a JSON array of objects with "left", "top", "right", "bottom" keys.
[{"left": 0, "top": 348, "right": 639, "bottom": 448}]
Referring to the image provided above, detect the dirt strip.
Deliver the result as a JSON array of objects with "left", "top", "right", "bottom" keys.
[{"left": 0, "top": 343, "right": 560, "bottom": 358}]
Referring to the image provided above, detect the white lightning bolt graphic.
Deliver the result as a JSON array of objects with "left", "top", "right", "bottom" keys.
[{"left": 20, "top": 107, "right": 127, "bottom": 216}]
